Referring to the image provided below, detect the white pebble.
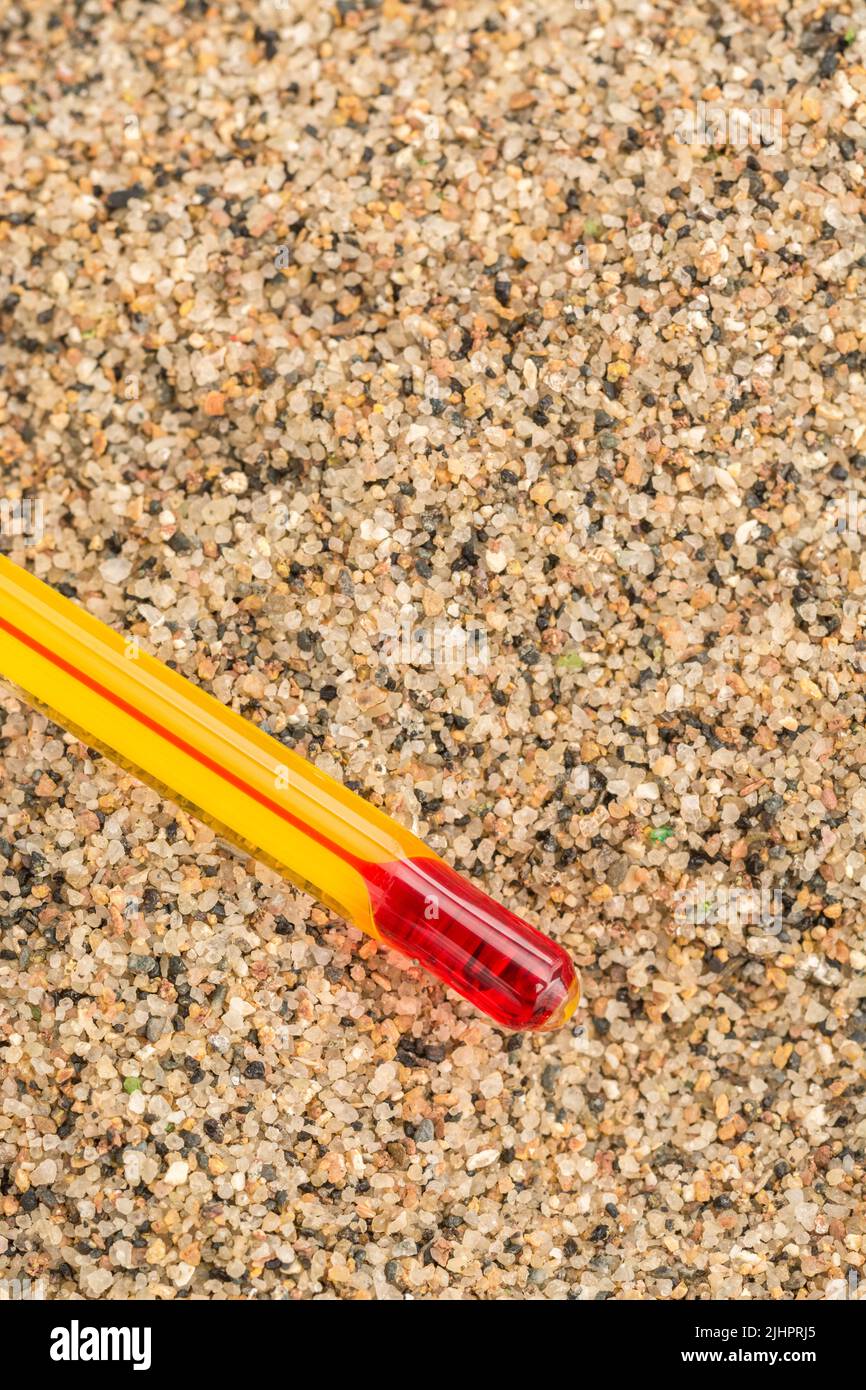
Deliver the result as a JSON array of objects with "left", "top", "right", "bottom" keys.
[
  {"left": 466, "top": 1148, "right": 499, "bottom": 1172},
  {"left": 30, "top": 1159, "right": 57, "bottom": 1185},
  {"left": 164, "top": 1160, "right": 189, "bottom": 1187},
  {"left": 100, "top": 556, "right": 132, "bottom": 584},
  {"left": 82, "top": 1267, "right": 114, "bottom": 1296},
  {"left": 634, "top": 782, "right": 659, "bottom": 800}
]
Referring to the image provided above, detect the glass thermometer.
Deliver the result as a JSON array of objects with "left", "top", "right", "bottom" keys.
[{"left": 0, "top": 555, "right": 579, "bottom": 1030}]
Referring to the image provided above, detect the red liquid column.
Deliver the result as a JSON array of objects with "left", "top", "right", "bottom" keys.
[{"left": 361, "top": 857, "right": 579, "bottom": 1031}]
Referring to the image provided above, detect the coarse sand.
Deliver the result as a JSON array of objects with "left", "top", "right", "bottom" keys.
[{"left": 1, "top": 0, "right": 865, "bottom": 1299}]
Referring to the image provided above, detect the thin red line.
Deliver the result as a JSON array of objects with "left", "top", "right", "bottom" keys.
[{"left": 0, "top": 613, "right": 364, "bottom": 872}]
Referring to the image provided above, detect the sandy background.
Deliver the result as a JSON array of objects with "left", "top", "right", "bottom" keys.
[{"left": 1, "top": 0, "right": 865, "bottom": 1299}]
